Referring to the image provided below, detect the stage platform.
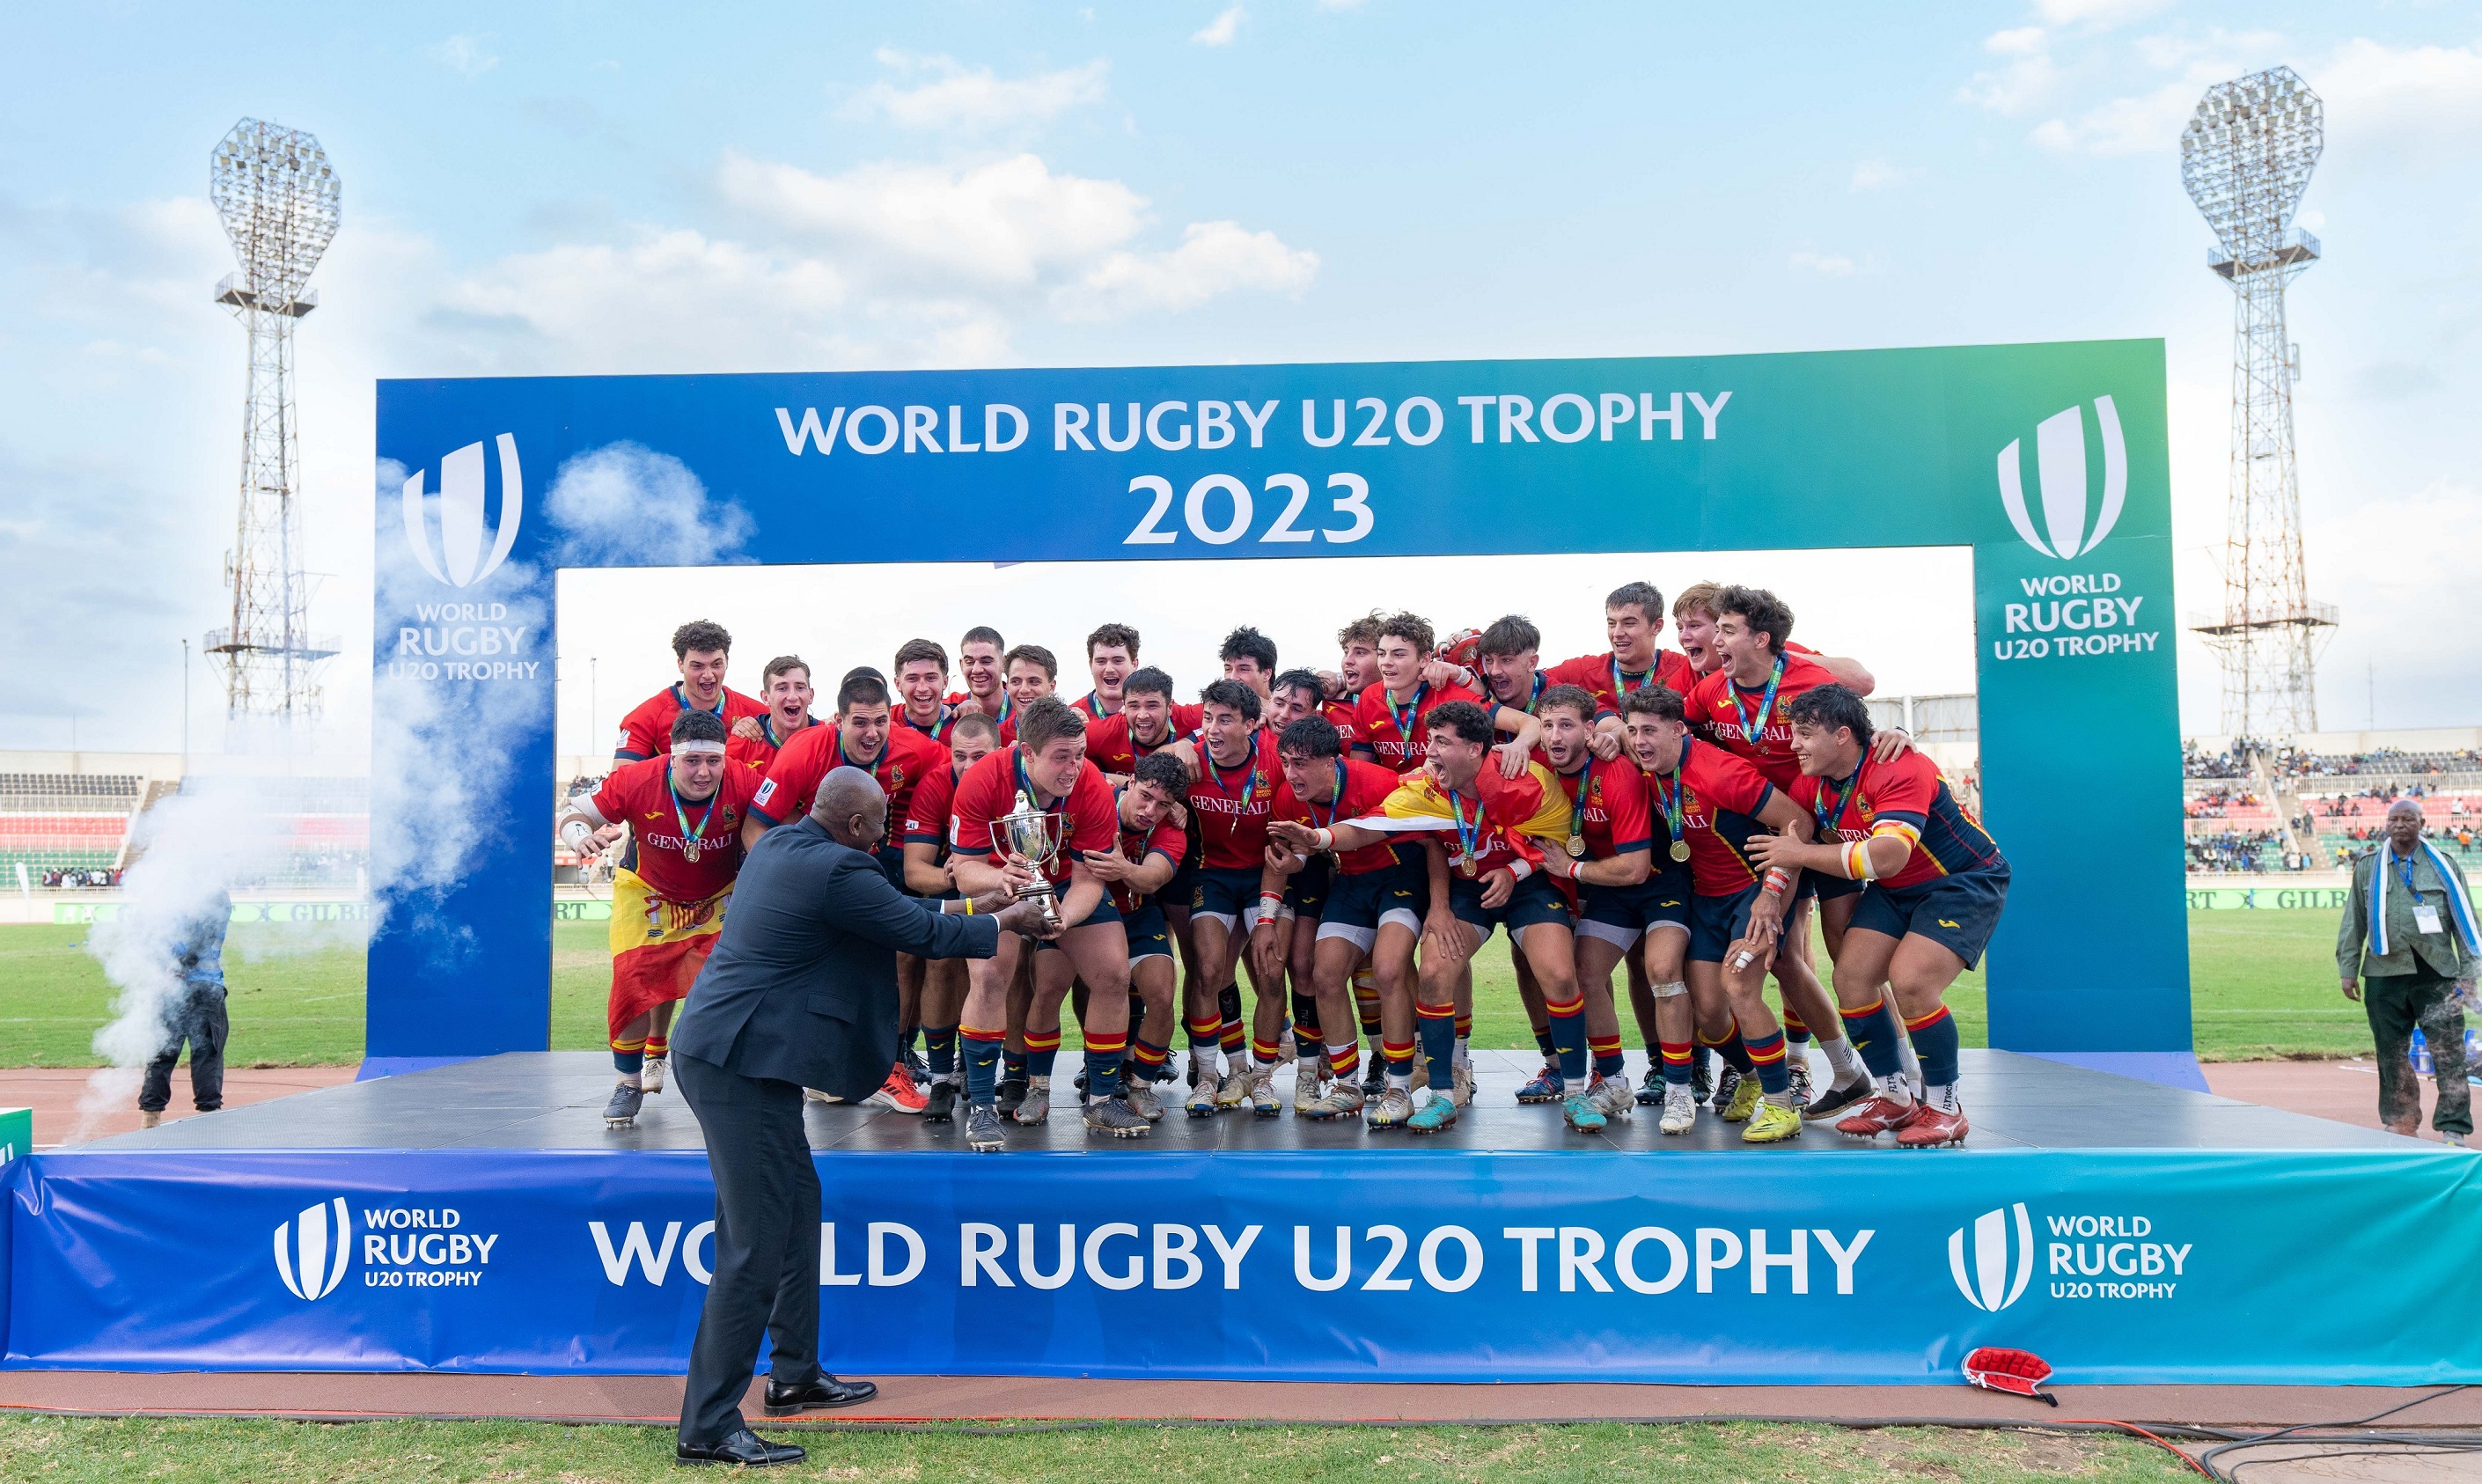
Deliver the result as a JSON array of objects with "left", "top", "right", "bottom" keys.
[
  {"left": 9, "top": 1049, "right": 2478, "bottom": 1386},
  {"left": 72, "top": 1048, "right": 2407, "bottom": 1154}
]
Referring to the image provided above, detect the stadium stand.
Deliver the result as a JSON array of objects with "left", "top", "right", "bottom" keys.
[{"left": 0, "top": 773, "right": 143, "bottom": 885}]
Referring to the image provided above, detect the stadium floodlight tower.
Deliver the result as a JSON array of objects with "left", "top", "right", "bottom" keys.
[
  {"left": 2181, "top": 67, "right": 2336, "bottom": 739},
  {"left": 206, "top": 118, "right": 342, "bottom": 721}
]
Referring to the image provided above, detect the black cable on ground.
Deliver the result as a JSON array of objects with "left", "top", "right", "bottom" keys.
[{"left": 2193, "top": 1383, "right": 2474, "bottom": 1481}]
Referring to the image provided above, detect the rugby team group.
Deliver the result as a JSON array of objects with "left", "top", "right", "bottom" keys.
[{"left": 554, "top": 581, "right": 2009, "bottom": 1154}]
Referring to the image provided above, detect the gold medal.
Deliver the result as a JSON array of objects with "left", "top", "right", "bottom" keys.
[
  {"left": 684, "top": 842, "right": 701, "bottom": 863},
  {"left": 1670, "top": 841, "right": 1691, "bottom": 863},
  {"left": 1565, "top": 834, "right": 1586, "bottom": 858}
]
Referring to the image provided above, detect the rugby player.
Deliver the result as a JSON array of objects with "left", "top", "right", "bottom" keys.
[
  {"left": 1684, "top": 585, "right": 1879, "bottom": 1109},
  {"left": 1072, "top": 752, "right": 1193, "bottom": 1120},
  {"left": 956, "top": 626, "right": 1010, "bottom": 731},
  {"left": 613, "top": 620, "right": 767, "bottom": 761},
  {"left": 1159, "top": 680, "right": 1286, "bottom": 1116},
  {"left": 995, "top": 643, "right": 1060, "bottom": 745},
  {"left": 1326, "top": 617, "right": 1388, "bottom": 1082},
  {"left": 725, "top": 655, "right": 818, "bottom": 773},
  {"left": 1083, "top": 666, "right": 1201, "bottom": 781},
  {"left": 1321, "top": 701, "right": 1578, "bottom": 1135},
  {"left": 1612, "top": 691, "right": 1715, "bottom": 1133},
  {"left": 1353, "top": 613, "right": 1545, "bottom": 778},
  {"left": 1261, "top": 716, "right": 1430, "bottom": 1126},
  {"left": 902, "top": 710, "right": 1002, "bottom": 1122},
  {"left": 1624, "top": 686, "right": 1825, "bottom": 1143},
  {"left": 1749, "top": 684, "right": 2006, "bottom": 1147},
  {"left": 1076, "top": 623, "right": 1142, "bottom": 720},
  {"left": 1259, "top": 670, "right": 1341, "bottom": 1108},
  {"left": 742, "top": 672, "right": 944, "bottom": 1113},
  {"left": 558, "top": 710, "right": 756, "bottom": 1126},
  {"left": 892, "top": 638, "right": 961, "bottom": 743},
  {"left": 949, "top": 695, "right": 1145, "bottom": 1149},
  {"left": 1671, "top": 582, "right": 1876, "bottom": 694},
  {"left": 1530, "top": 685, "right": 1657, "bottom": 1121},
  {"left": 1218, "top": 625, "right": 1279, "bottom": 702}
]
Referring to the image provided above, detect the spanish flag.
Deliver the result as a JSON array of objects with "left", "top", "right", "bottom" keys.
[
  {"left": 606, "top": 867, "right": 732, "bottom": 1043},
  {"left": 1348, "top": 764, "right": 1573, "bottom": 846}
]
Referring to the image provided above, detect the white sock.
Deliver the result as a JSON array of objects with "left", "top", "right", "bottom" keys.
[
  {"left": 1387, "top": 1070, "right": 1412, "bottom": 1093},
  {"left": 1818, "top": 1033, "right": 1864, "bottom": 1083},
  {"left": 1927, "top": 1081, "right": 1959, "bottom": 1111},
  {"left": 616, "top": 1071, "right": 643, "bottom": 1090},
  {"left": 1454, "top": 1035, "right": 1471, "bottom": 1065}
]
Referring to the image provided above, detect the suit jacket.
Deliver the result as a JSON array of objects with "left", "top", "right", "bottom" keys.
[{"left": 672, "top": 816, "right": 1001, "bottom": 1098}]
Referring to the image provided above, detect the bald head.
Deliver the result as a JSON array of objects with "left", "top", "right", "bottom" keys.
[
  {"left": 2385, "top": 797, "right": 2427, "bottom": 851},
  {"left": 811, "top": 766, "right": 887, "bottom": 850}
]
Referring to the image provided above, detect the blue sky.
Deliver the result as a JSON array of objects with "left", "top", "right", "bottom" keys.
[{"left": 3, "top": 1, "right": 2477, "bottom": 754}]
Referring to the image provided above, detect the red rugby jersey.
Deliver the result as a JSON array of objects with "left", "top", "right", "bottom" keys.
[
  {"left": 1685, "top": 650, "right": 1840, "bottom": 790},
  {"left": 724, "top": 714, "right": 817, "bottom": 775},
  {"left": 1083, "top": 704, "right": 1203, "bottom": 775},
  {"left": 948, "top": 746, "right": 1118, "bottom": 888},
  {"left": 1788, "top": 751, "right": 2004, "bottom": 891},
  {"left": 1352, "top": 680, "right": 1485, "bottom": 774},
  {"left": 1542, "top": 649, "right": 1700, "bottom": 719},
  {"left": 1104, "top": 798, "right": 1187, "bottom": 914},
  {"left": 749, "top": 724, "right": 944, "bottom": 850},
  {"left": 1269, "top": 758, "right": 1405, "bottom": 876},
  {"left": 1641, "top": 737, "right": 1778, "bottom": 897},
  {"left": 1186, "top": 728, "right": 1280, "bottom": 871},
  {"left": 585, "top": 756, "right": 759, "bottom": 900},
  {"left": 614, "top": 683, "right": 767, "bottom": 762}
]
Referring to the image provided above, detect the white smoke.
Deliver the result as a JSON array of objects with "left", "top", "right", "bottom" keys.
[
  {"left": 542, "top": 442, "right": 752, "bottom": 568},
  {"left": 74, "top": 761, "right": 352, "bottom": 1141}
]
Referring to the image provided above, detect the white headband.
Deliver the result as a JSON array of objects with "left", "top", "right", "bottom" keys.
[{"left": 672, "top": 740, "right": 728, "bottom": 759}]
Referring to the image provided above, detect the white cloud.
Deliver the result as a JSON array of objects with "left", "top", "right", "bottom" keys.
[
  {"left": 2036, "top": 0, "right": 2168, "bottom": 27},
  {"left": 1193, "top": 5, "right": 1245, "bottom": 46},
  {"left": 1957, "top": 47, "right": 2059, "bottom": 115},
  {"left": 2031, "top": 77, "right": 2201, "bottom": 155},
  {"left": 1850, "top": 158, "right": 1921, "bottom": 191},
  {"left": 2311, "top": 38, "right": 2482, "bottom": 162},
  {"left": 431, "top": 34, "right": 498, "bottom": 77},
  {"left": 1061, "top": 219, "right": 1318, "bottom": 319},
  {"left": 842, "top": 50, "right": 1110, "bottom": 133},
  {"left": 1789, "top": 250, "right": 1857, "bottom": 277},
  {"left": 1986, "top": 26, "right": 2046, "bottom": 56}
]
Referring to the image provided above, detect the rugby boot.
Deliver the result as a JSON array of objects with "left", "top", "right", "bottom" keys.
[
  {"left": 603, "top": 1081, "right": 644, "bottom": 1128},
  {"left": 1085, "top": 1096, "right": 1153, "bottom": 1139},
  {"left": 1692, "top": 1048, "right": 1715, "bottom": 1105},
  {"left": 1124, "top": 1078, "right": 1164, "bottom": 1122},
  {"left": 1636, "top": 1064, "right": 1663, "bottom": 1106},
  {"left": 1304, "top": 1082, "right": 1365, "bottom": 1120},
  {"left": 1450, "top": 1060, "right": 1474, "bottom": 1108},
  {"left": 1516, "top": 1062, "right": 1564, "bottom": 1104},
  {"left": 1786, "top": 1058, "right": 1816, "bottom": 1111},
  {"left": 1291, "top": 1063, "right": 1327, "bottom": 1116},
  {"left": 639, "top": 1055, "right": 667, "bottom": 1094},
  {"left": 995, "top": 1075, "right": 1029, "bottom": 1119},
  {"left": 1406, "top": 1093, "right": 1460, "bottom": 1135},
  {"left": 902, "top": 1048, "right": 930, "bottom": 1086},
  {"left": 1588, "top": 1074, "right": 1634, "bottom": 1120},
  {"left": 1185, "top": 1067, "right": 1222, "bottom": 1118},
  {"left": 1804, "top": 1070, "right": 1877, "bottom": 1120},
  {"left": 864, "top": 1062, "right": 927, "bottom": 1114},
  {"left": 1832, "top": 1092, "right": 1920, "bottom": 1139},
  {"left": 966, "top": 1104, "right": 1007, "bottom": 1152},
  {"left": 1561, "top": 1092, "right": 1607, "bottom": 1135},
  {"left": 1894, "top": 1087, "right": 1969, "bottom": 1149},
  {"left": 1720, "top": 1072, "right": 1763, "bottom": 1123},
  {"left": 1216, "top": 1062, "right": 1252, "bottom": 1110},
  {"left": 1658, "top": 1083, "right": 1700, "bottom": 1135},
  {"left": 923, "top": 1075, "right": 960, "bottom": 1123},
  {"left": 1012, "top": 1075, "right": 1053, "bottom": 1126},
  {"left": 1362, "top": 1051, "right": 1387, "bottom": 1097},
  {"left": 1741, "top": 1097, "right": 1803, "bottom": 1144},
  {"left": 1366, "top": 1086, "right": 1415, "bottom": 1129},
  {"left": 1250, "top": 1065, "right": 1283, "bottom": 1118},
  {"left": 1710, "top": 1064, "right": 1746, "bottom": 1117}
]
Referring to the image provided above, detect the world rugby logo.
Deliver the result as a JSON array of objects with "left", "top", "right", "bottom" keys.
[
  {"left": 1997, "top": 396, "right": 2125, "bottom": 561},
  {"left": 401, "top": 434, "right": 523, "bottom": 587},
  {"left": 274, "top": 1197, "right": 352, "bottom": 1301},
  {"left": 1948, "top": 1201, "right": 2034, "bottom": 1312}
]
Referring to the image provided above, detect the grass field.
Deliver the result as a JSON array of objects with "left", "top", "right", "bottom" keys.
[
  {"left": 0, "top": 1416, "right": 2197, "bottom": 1483},
  {"left": 0, "top": 909, "right": 2361, "bottom": 1069}
]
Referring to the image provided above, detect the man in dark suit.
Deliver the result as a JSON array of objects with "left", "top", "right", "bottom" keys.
[{"left": 671, "top": 765, "right": 1048, "bottom": 1467}]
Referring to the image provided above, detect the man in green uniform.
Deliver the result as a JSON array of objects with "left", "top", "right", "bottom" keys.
[{"left": 2339, "top": 799, "right": 2477, "bottom": 1145}]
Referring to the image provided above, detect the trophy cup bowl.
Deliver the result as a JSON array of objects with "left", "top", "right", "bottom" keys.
[{"left": 991, "top": 793, "right": 1068, "bottom": 929}]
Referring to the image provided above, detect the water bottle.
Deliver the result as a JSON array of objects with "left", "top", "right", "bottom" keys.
[{"left": 2411, "top": 1028, "right": 2434, "bottom": 1076}]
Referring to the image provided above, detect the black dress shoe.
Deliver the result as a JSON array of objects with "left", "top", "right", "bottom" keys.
[
  {"left": 676, "top": 1429, "right": 805, "bottom": 1466},
  {"left": 763, "top": 1374, "right": 878, "bottom": 1414}
]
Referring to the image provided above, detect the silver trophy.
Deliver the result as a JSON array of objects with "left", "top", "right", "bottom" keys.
[{"left": 990, "top": 789, "right": 1068, "bottom": 929}]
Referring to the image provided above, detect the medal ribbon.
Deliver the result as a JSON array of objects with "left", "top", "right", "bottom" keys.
[
  {"left": 1814, "top": 758, "right": 1866, "bottom": 840},
  {"left": 1521, "top": 672, "right": 1546, "bottom": 716},
  {"left": 1448, "top": 787, "right": 1487, "bottom": 866},
  {"left": 1610, "top": 657, "right": 1655, "bottom": 703},
  {"left": 1307, "top": 760, "right": 1347, "bottom": 835},
  {"left": 1566, "top": 763, "right": 1592, "bottom": 846},
  {"left": 668, "top": 765, "right": 717, "bottom": 857},
  {"left": 1204, "top": 738, "right": 1259, "bottom": 814},
  {"left": 1385, "top": 682, "right": 1428, "bottom": 749},
  {"left": 1723, "top": 652, "right": 1787, "bottom": 745},
  {"left": 676, "top": 682, "right": 727, "bottom": 720},
  {"left": 1649, "top": 740, "right": 1689, "bottom": 846},
  {"left": 919, "top": 704, "right": 952, "bottom": 743}
]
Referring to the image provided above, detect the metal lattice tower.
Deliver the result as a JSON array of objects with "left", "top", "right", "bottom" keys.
[
  {"left": 2181, "top": 68, "right": 2336, "bottom": 738},
  {"left": 207, "top": 118, "right": 341, "bottom": 719}
]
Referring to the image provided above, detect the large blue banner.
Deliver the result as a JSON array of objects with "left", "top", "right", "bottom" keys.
[
  {"left": 12, "top": 1147, "right": 2478, "bottom": 1383},
  {"left": 371, "top": 342, "right": 2189, "bottom": 1063}
]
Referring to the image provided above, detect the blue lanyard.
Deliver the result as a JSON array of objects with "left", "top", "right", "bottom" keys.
[
  {"left": 1308, "top": 760, "right": 1347, "bottom": 834},
  {"left": 1012, "top": 750, "right": 1054, "bottom": 809},
  {"left": 1564, "top": 763, "right": 1592, "bottom": 842},
  {"left": 1649, "top": 739, "right": 1690, "bottom": 841},
  {"left": 1722, "top": 653, "right": 1787, "bottom": 744},
  {"left": 1610, "top": 656, "right": 1655, "bottom": 701},
  {"left": 2396, "top": 849, "right": 2422, "bottom": 895},
  {"left": 1205, "top": 739, "right": 1259, "bottom": 812},
  {"left": 667, "top": 766, "right": 716, "bottom": 850},
  {"left": 836, "top": 733, "right": 884, "bottom": 775},
  {"left": 1815, "top": 759, "right": 1865, "bottom": 838},
  {"left": 1448, "top": 788, "right": 1486, "bottom": 860},
  {"left": 674, "top": 683, "right": 725, "bottom": 719},
  {"left": 1385, "top": 683, "right": 1428, "bottom": 743}
]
